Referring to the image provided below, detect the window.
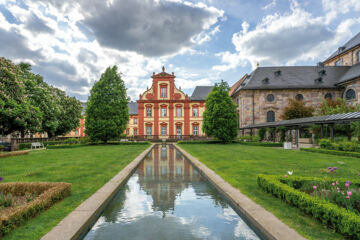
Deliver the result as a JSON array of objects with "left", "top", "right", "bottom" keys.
[
  {"left": 134, "top": 118, "right": 137, "bottom": 124},
  {"left": 176, "top": 107, "right": 181, "bottom": 117},
  {"left": 335, "top": 59, "right": 343, "bottom": 66},
  {"left": 146, "top": 166, "right": 152, "bottom": 176},
  {"left": 146, "top": 126, "right": 152, "bottom": 136},
  {"left": 160, "top": 87, "right": 167, "bottom": 98},
  {"left": 161, "top": 108, "right": 167, "bottom": 117},
  {"left": 134, "top": 129, "right": 137, "bottom": 136},
  {"left": 357, "top": 51, "right": 360, "bottom": 63},
  {"left": 126, "top": 129, "right": 129, "bottom": 135},
  {"left": 161, "top": 146, "right": 167, "bottom": 159},
  {"left": 266, "top": 94, "right": 275, "bottom": 102},
  {"left": 324, "top": 93, "right": 332, "bottom": 100},
  {"left": 193, "top": 108, "right": 198, "bottom": 117},
  {"left": 345, "top": 89, "right": 356, "bottom": 100},
  {"left": 161, "top": 126, "right": 167, "bottom": 136},
  {"left": 267, "top": 111, "right": 275, "bottom": 122},
  {"left": 176, "top": 166, "right": 182, "bottom": 176},
  {"left": 295, "top": 94, "right": 304, "bottom": 101},
  {"left": 146, "top": 107, "right": 152, "bottom": 117},
  {"left": 193, "top": 125, "right": 199, "bottom": 135}
]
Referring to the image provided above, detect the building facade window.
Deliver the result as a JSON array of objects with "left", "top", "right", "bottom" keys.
[
  {"left": 193, "top": 125, "right": 199, "bottom": 135},
  {"left": 161, "top": 126, "right": 167, "bottom": 136},
  {"left": 134, "top": 129, "right": 137, "bottom": 135},
  {"left": 295, "top": 94, "right": 304, "bottom": 101},
  {"left": 335, "top": 59, "right": 343, "bottom": 66},
  {"left": 161, "top": 108, "right": 167, "bottom": 117},
  {"left": 146, "top": 126, "right": 152, "bottom": 136},
  {"left": 146, "top": 107, "right": 152, "bottom": 117},
  {"left": 267, "top": 111, "right": 275, "bottom": 122},
  {"left": 176, "top": 107, "right": 181, "bottom": 117},
  {"left": 160, "top": 87, "right": 167, "bottom": 98},
  {"left": 176, "top": 126, "right": 181, "bottom": 136},
  {"left": 126, "top": 129, "right": 129, "bottom": 135},
  {"left": 134, "top": 118, "right": 137, "bottom": 124},
  {"left": 324, "top": 93, "right": 332, "bottom": 100},
  {"left": 345, "top": 89, "right": 356, "bottom": 100},
  {"left": 266, "top": 94, "right": 275, "bottom": 102},
  {"left": 193, "top": 108, "right": 199, "bottom": 117},
  {"left": 357, "top": 51, "right": 360, "bottom": 63}
]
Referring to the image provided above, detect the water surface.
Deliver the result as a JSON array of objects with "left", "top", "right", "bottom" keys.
[{"left": 83, "top": 144, "right": 261, "bottom": 240}]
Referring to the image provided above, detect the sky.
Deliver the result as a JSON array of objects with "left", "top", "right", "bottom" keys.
[{"left": 1, "top": 0, "right": 360, "bottom": 102}]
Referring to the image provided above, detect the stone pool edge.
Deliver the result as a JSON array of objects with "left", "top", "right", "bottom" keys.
[
  {"left": 174, "top": 143, "right": 306, "bottom": 240},
  {"left": 41, "top": 143, "right": 154, "bottom": 240}
]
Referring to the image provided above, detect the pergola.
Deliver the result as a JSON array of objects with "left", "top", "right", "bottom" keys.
[{"left": 239, "top": 112, "right": 360, "bottom": 148}]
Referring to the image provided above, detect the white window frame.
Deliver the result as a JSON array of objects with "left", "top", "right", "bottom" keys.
[
  {"left": 193, "top": 108, "right": 198, "bottom": 117},
  {"left": 160, "top": 87, "right": 167, "bottom": 98},
  {"left": 126, "top": 129, "right": 129, "bottom": 135},
  {"left": 193, "top": 125, "right": 199, "bottom": 135},
  {"left": 134, "top": 118, "right": 137, "bottom": 124},
  {"left": 134, "top": 129, "right": 137, "bottom": 135},
  {"left": 146, "top": 126, "right": 152, "bottom": 136},
  {"left": 146, "top": 108, "right": 152, "bottom": 117},
  {"left": 161, "top": 126, "right": 167, "bottom": 136},
  {"left": 176, "top": 107, "right": 181, "bottom": 117},
  {"left": 161, "top": 108, "right": 167, "bottom": 117}
]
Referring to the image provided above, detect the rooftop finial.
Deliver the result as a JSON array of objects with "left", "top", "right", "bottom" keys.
[
  {"left": 256, "top": 62, "right": 260, "bottom": 67},
  {"left": 162, "top": 66, "right": 165, "bottom": 72}
]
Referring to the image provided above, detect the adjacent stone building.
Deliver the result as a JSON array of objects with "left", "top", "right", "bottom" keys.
[{"left": 231, "top": 32, "right": 360, "bottom": 132}]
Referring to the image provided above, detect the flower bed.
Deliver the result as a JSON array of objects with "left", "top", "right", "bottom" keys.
[
  {"left": 257, "top": 174, "right": 360, "bottom": 239},
  {"left": 0, "top": 181, "right": 71, "bottom": 237},
  {"left": 300, "top": 147, "right": 360, "bottom": 158}
]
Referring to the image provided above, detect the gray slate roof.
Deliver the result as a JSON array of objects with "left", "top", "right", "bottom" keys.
[
  {"left": 128, "top": 102, "right": 138, "bottom": 115},
  {"left": 337, "top": 63, "right": 360, "bottom": 84},
  {"left": 190, "top": 86, "right": 213, "bottom": 100},
  {"left": 325, "top": 32, "right": 360, "bottom": 62},
  {"left": 241, "top": 111, "right": 360, "bottom": 129},
  {"left": 236, "top": 66, "right": 350, "bottom": 92}
]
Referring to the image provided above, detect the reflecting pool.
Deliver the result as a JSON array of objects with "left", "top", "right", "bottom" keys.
[{"left": 82, "top": 144, "right": 261, "bottom": 240}]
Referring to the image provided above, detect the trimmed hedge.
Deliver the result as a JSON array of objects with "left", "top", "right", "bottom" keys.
[
  {"left": 300, "top": 147, "right": 360, "bottom": 158},
  {"left": 178, "top": 140, "right": 282, "bottom": 147},
  {"left": 0, "top": 182, "right": 71, "bottom": 237},
  {"left": 257, "top": 174, "right": 360, "bottom": 239},
  {"left": 0, "top": 150, "right": 30, "bottom": 158}
]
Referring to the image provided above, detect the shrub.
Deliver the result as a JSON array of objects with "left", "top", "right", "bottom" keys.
[
  {"left": 319, "top": 139, "right": 332, "bottom": 149},
  {"left": 258, "top": 128, "right": 267, "bottom": 141},
  {"left": 177, "top": 140, "right": 282, "bottom": 147},
  {"left": 0, "top": 145, "right": 4, "bottom": 152},
  {"left": 62, "top": 138, "right": 80, "bottom": 145},
  {"left": 0, "top": 182, "right": 71, "bottom": 237},
  {"left": 79, "top": 137, "right": 90, "bottom": 145},
  {"left": 257, "top": 175, "right": 360, "bottom": 239},
  {"left": 300, "top": 148, "right": 360, "bottom": 158}
]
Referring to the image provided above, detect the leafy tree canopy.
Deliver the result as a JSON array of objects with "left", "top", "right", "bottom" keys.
[
  {"left": 281, "top": 99, "right": 314, "bottom": 120},
  {"left": 318, "top": 98, "right": 359, "bottom": 115},
  {"left": 85, "top": 66, "right": 129, "bottom": 143},
  {"left": 203, "top": 80, "right": 238, "bottom": 142}
]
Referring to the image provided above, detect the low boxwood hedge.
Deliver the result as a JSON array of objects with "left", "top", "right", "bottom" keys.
[
  {"left": 0, "top": 182, "right": 71, "bottom": 237},
  {"left": 257, "top": 174, "right": 360, "bottom": 239},
  {"left": 300, "top": 147, "right": 360, "bottom": 158},
  {"left": 178, "top": 140, "right": 282, "bottom": 147}
]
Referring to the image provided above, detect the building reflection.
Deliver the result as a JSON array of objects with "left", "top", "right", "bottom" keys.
[{"left": 137, "top": 144, "right": 203, "bottom": 214}]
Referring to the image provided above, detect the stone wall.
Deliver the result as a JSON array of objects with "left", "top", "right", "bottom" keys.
[{"left": 324, "top": 46, "right": 360, "bottom": 66}]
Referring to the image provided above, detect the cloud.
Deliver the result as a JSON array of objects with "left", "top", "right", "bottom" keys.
[
  {"left": 213, "top": 0, "right": 359, "bottom": 71},
  {"left": 25, "top": 13, "right": 54, "bottom": 34},
  {"left": 80, "top": 0, "right": 223, "bottom": 56},
  {"left": 262, "top": 0, "right": 276, "bottom": 10},
  {"left": 322, "top": 0, "right": 360, "bottom": 22}
]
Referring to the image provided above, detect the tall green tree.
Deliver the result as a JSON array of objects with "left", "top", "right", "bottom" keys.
[
  {"left": 203, "top": 80, "right": 238, "bottom": 142},
  {"left": 281, "top": 99, "right": 314, "bottom": 120},
  {"left": 85, "top": 66, "right": 129, "bottom": 143},
  {"left": 0, "top": 58, "right": 42, "bottom": 136}
]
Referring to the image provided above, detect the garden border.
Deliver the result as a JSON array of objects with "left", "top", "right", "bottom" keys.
[
  {"left": 174, "top": 143, "right": 306, "bottom": 240},
  {"left": 0, "top": 150, "right": 29, "bottom": 158},
  {"left": 41, "top": 143, "right": 154, "bottom": 240},
  {"left": 300, "top": 147, "right": 360, "bottom": 158}
]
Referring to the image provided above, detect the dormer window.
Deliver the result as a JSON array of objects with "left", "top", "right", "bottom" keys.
[
  {"left": 335, "top": 59, "right": 343, "bottom": 66},
  {"left": 318, "top": 69, "right": 326, "bottom": 76},
  {"left": 274, "top": 70, "right": 281, "bottom": 76},
  {"left": 338, "top": 46, "right": 345, "bottom": 52},
  {"left": 262, "top": 78, "right": 269, "bottom": 84},
  {"left": 314, "top": 77, "right": 323, "bottom": 84}
]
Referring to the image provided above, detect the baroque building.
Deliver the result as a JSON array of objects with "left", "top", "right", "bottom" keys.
[
  {"left": 231, "top": 32, "right": 360, "bottom": 132},
  {"left": 126, "top": 67, "right": 213, "bottom": 139}
]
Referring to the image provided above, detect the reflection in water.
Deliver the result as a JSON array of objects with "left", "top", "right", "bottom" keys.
[{"left": 83, "top": 145, "right": 260, "bottom": 240}]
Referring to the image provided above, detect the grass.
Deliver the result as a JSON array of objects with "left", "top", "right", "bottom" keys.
[
  {"left": 179, "top": 144, "right": 360, "bottom": 240},
  {"left": 0, "top": 144, "right": 149, "bottom": 240}
]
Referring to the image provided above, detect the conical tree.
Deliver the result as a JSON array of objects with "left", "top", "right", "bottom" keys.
[
  {"left": 85, "top": 66, "right": 129, "bottom": 143},
  {"left": 203, "top": 80, "right": 238, "bottom": 142}
]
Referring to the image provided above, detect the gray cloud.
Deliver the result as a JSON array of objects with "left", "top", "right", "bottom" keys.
[
  {"left": 0, "top": 27, "right": 43, "bottom": 59},
  {"left": 77, "top": 48, "right": 98, "bottom": 63},
  {"left": 25, "top": 13, "right": 54, "bottom": 34},
  {"left": 80, "top": 0, "right": 219, "bottom": 56}
]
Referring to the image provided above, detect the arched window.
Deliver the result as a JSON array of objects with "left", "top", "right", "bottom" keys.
[
  {"left": 295, "top": 94, "right": 304, "bottom": 101},
  {"left": 324, "top": 93, "right": 332, "bottom": 100},
  {"left": 345, "top": 89, "right": 356, "bottom": 100},
  {"left": 266, "top": 94, "right": 275, "bottom": 102},
  {"left": 267, "top": 111, "right": 275, "bottom": 122}
]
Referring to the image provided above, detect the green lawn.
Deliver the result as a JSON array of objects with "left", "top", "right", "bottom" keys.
[
  {"left": 0, "top": 144, "right": 149, "bottom": 240},
  {"left": 179, "top": 144, "right": 360, "bottom": 240}
]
